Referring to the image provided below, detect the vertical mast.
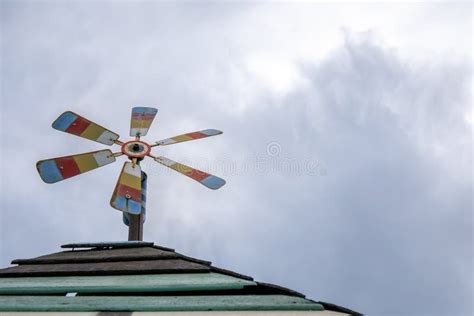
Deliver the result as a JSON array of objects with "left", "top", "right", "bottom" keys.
[{"left": 128, "top": 213, "right": 144, "bottom": 241}]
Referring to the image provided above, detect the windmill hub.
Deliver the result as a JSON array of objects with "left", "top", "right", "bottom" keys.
[
  {"left": 132, "top": 144, "right": 141, "bottom": 151},
  {"left": 121, "top": 140, "right": 151, "bottom": 158}
]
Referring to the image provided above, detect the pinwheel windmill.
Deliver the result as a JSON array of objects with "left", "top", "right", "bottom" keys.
[{"left": 36, "top": 107, "right": 225, "bottom": 240}]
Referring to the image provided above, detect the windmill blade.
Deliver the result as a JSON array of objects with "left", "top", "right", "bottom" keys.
[
  {"left": 130, "top": 107, "right": 158, "bottom": 137},
  {"left": 153, "top": 156, "right": 226, "bottom": 190},
  {"left": 110, "top": 162, "right": 143, "bottom": 215},
  {"left": 36, "top": 150, "right": 116, "bottom": 184},
  {"left": 154, "top": 129, "right": 222, "bottom": 146},
  {"left": 123, "top": 171, "right": 147, "bottom": 226},
  {"left": 52, "top": 111, "right": 120, "bottom": 145}
]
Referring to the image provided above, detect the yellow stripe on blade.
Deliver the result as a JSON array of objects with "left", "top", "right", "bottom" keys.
[
  {"left": 120, "top": 172, "right": 141, "bottom": 190},
  {"left": 80, "top": 124, "right": 105, "bottom": 141},
  {"left": 172, "top": 135, "right": 193, "bottom": 143},
  {"left": 74, "top": 154, "right": 99, "bottom": 173},
  {"left": 170, "top": 163, "right": 193, "bottom": 174}
]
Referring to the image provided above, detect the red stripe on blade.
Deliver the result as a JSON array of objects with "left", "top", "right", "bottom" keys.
[
  {"left": 66, "top": 117, "right": 90, "bottom": 135},
  {"left": 187, "top": 132, "right": 206, "bottom": 139},
  {"left": 185, "top": 169, "right": 209, "bottom": 182},
  {"left": 55, "top": 157, "right": 81, "bottom": 179},
  {"left": 117, "top": 184, "right": 141, "bottom": 202}
]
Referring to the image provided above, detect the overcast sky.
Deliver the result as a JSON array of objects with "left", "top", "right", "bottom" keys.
[{"left": 0, "top": 1, "right": 472, "bottom": 315}]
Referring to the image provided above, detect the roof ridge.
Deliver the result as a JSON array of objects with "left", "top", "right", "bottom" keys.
[
  {"left": 11, "top": 246, "right": 177, "bottom": 265},
  {"left": 61, "top": 241, "right": 155, "bottom": 249},
  {"left": 152, "top": 245, "right": 174, "bottom": 252},
  {"left": 0, "top": 260, "right": 210, "bottom": 277},
  {"left": 255, "top": 281, "right": 305, "bottom": 298},
  {"left": 174, "top": 252, "right": 212, "bottom": 266},
  {"left": 316, "top": 301, "right": 364, "bottom": 316},
  {"left": 11, "top": 255, "right": 178, "bottom": 265},
  {"left": 210, "top": 266, "right": 253, "bottom": 281}
]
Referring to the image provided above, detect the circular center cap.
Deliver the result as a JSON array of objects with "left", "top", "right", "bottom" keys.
[
  {"left": 131, "top": 143, "right": 143, "bottom": 152},
  {"left": 121, "top": 140, "right": 151, "bottom": 158}
]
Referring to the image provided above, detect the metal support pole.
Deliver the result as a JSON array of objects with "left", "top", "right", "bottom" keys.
[{"left": 128, "top": 213, "right": 144, "bottom": 241}]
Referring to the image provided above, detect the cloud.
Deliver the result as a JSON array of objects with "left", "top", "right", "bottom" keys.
[{"left": 1, "top": 2, "right": 472, "bottom": 315}]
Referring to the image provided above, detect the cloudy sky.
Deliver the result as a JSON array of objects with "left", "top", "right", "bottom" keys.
[{"left": 1, "top": 1, "right": 472, "bottom": 315}]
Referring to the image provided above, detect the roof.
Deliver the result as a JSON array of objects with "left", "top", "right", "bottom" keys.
[{"left": 0, "top": 241, "right": 362, "bottom": 315}]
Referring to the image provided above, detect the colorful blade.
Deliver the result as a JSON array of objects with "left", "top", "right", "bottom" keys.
[
  {"left": 153, "top": 156, "right": 226, "bottom": 190},
  {"left": 52, "top": 111, "right": 120, "bottom": 146},
  {"left": 130, "top": 107, "right": 158, "bottom": 137},
  {"left": 36, "top": 150, "right": 116, "bottom": 184},
  {"left": 123, "top": 171, "right": 147, "bottom": 226},
  {"left": 155, "top": 129, "right": 222, "bottom": 146},
  {"left": 110, "top": 162, "right": 142, "bottom": 215}
]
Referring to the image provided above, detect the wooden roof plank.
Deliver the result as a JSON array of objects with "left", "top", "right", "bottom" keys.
[
  {"left": 0, "top": 273, "right": 256, "bottom": 295},
  {"left": 210, "top": 266, "right": 253, "bottom": 281},
  {"left": 11, "top": 247, "right": 178, "bottom": 265},
  {"left": 61, "top": 241, "right": 155, "bottom": 249},
  {"left": 0, "top": 295, "right": 324, "bottom": 312},
  {"left": 256, "top": 282, "right": 305, "bottom": 298},
  {"left": 0, "top": 259, "right": 209, "bottom": 277}
]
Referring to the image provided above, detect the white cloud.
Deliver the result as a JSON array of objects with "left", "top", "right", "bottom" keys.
[{"left": 1, "top": 2, "right": 472, "bottom": 315}]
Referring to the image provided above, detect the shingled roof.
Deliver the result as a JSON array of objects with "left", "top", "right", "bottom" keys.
[{"left": 0, "top": 241, "right": 362, "bottom": 315}]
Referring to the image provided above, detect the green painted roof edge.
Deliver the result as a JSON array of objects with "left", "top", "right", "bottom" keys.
[
  {"left": 0, "top": 273, "right": 256, "bottom": 295},
  {"left": 0, "top": 295, "right": 325, "bottom": 312}
]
